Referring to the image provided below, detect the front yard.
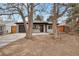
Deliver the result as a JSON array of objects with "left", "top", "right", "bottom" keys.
[{"left": 0, "top": 33, "right": 79, "bottom": 56}]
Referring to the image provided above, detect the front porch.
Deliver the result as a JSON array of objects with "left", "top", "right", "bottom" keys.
[{"left": 16, "top": 22, "right": 53, "bottom": 33}]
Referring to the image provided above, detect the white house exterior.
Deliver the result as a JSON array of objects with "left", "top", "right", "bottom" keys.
[
  {"left": 0, "top": 16, "right": 16, "bottom": 34},
  {"left": 0, "top": 15, "right": 53, "bottom": 34},
  {"left": 16, "top": 21, "right": 53, "bottom": 33},
  {"left": 0, "top": 18, "right": 5, "bottom": 34},
  {"left": 4, "top": 21, "right": 16, "bottom": 33}
]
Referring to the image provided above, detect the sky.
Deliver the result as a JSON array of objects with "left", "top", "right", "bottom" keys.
[
  {"left": 0, "top": 0, "right": 79, "bottom": 3},
  {"left": 0, "top": 3, "right": 68, "bottom": 24}
]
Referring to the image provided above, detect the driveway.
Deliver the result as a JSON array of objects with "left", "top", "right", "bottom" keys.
[{"left": 0, "top": 33, "right": 49, "bottom": 47}]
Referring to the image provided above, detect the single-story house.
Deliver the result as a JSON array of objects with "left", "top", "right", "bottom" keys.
[
  {"left": 0, "top": 17, "right": 69, "bottom": 34},
  {"left": 15, "top": 21, "right": 53, "bottom": 33},
  {"left": 15, "top": 21, "right": 70, "bottom": 33}
]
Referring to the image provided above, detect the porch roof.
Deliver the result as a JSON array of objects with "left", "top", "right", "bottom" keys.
[{"left": 16, "top": 21, "right": 52, "bottom": 25}]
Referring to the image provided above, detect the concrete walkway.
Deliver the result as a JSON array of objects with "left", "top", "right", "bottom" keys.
[{"left": 0, "top": 33, "right": 49, "bottom": 47}]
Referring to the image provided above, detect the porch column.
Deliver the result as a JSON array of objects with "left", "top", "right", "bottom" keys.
[
  {"left": 16, "top": 25, "right": 19, "bottom": 33},
  {"left": 3, "top": 26, "right": 6, "bottom": 34},
  {"left": 43, "top": 24, "right": 46, "bottom": 32},
  {"left": 45, "top": 25, "right": 47, "bottom": 32}
]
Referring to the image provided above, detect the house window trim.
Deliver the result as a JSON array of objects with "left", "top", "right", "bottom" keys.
[{"left": 48, "top": 25, "right": 52, "bottom": 29}]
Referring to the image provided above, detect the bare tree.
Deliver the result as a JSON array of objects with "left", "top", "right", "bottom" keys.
[
  {"left": 26, "top": 3, "right": 34, "bottom": 39},
  {"left": 0, "top": 3, "right": 40, "bottom": 39},
  {"left": 0, "top": 3, "right": 68, "bottom": 39},
  {"left": 52, "top": 3, "right": 68, "bottom": 39}
]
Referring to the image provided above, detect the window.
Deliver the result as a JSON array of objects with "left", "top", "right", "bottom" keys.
[
  {"left": 33, "top": 25, "right": 37, "bottom": 29},
  {"left": 48, "top": 25, "right": 52, "bottom": 29}
]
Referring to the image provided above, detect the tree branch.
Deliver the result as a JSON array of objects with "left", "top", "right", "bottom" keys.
[
  {"left": 58, "top": 6, "right": 68, "bottom": 17},
  {"left": 0, "top": 12, "right": 19, "bottom": 15},
  {"left": 33, "top": 3, "right": 40, "bottom": 7}
]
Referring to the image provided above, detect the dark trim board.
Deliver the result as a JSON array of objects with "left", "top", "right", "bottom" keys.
[{"left": 16, "top": 22, "right": 52, "bottom": 25}]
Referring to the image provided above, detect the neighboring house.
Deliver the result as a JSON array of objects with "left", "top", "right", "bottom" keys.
[
  {"left": 16, "top": 21, "right": 53, "bottom": 33},
  {"left": 4, "top": 20, "right": 16, "bottom": 33},
  {"left": 0, "top": 16, "right": 16, "bottom": 34},
  {"left": 58, "top": 23, "right": 70, "bottom": 32},
  {"left": 0, "top": 19, "right": 5, "bottom": 35}
]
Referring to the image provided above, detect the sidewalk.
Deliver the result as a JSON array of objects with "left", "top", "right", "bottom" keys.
[
  {"left": 0, "top": 33, "right": 49, "bottom": 47},
  {"left": 0, "top": 33, "right": 26, "bottom": 47}
]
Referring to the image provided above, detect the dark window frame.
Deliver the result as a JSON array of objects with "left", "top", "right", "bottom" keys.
[{"left": 48, "top": 25, "right": 52, "bottom": 29}]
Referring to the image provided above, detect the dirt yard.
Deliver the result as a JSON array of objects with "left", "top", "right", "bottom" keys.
[{"left": 0, "top": 33, "right": 79, "bottom": 56}]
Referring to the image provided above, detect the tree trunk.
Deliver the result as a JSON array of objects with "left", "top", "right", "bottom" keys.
[
  {"left": 52, "top": 3, "right": 61, "bottom": 39},
  {"left": 23, "top": 18, "right": 28, "bottom": 38},
  {"left": 18, "top": 8, "right": 28, "bottom": 39},
  {"left": 27, "top": 17, "right": 33, "bottom": 39},
  {"left": 52, "top": 19, "right": 57, "bottom": 38},
  {"left": 52, "top": 19, "right": 61, "bottom": 39},
  {"left": 21, "top": 15, "right": 28, "bottom": 38},
  {"left": 27, "top": 3, "right": 34, "bottom": 39}
]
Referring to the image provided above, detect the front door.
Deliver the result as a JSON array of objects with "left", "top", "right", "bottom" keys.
[
  {"left": 11, "top": 26, "right": 17, "bottom": 33},
  {"left": 19, "top": 25, "right": 25, "bottom": 33},
  {"left": 40, "top": 25, "right": 43, "bottom": 32}
]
